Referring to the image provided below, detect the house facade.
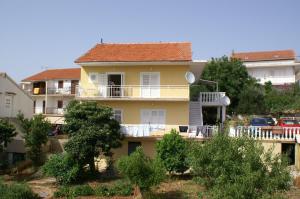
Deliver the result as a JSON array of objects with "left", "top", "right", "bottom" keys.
[
  {"left": 21, "top": 68, "right": 80, "bottom": 124},
  {"left": 75, "top": 42, "right": 227, "bottom": 159},
  {"left": 232, "top": 50, "right": 300, "bottom": 87},
  {"left": 0, "top": 72, "right": 33, "bottom": 164}
]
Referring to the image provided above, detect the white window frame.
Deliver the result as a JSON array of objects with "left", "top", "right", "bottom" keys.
[
  {"left": 140, "top": 72, "right": 160, "bottom": 98},
  {"left": 140, "top": 109, "right": 166, "bottom": 125},
  {"left": 113, "top": 109, "right": 123, "bottom": 123}
]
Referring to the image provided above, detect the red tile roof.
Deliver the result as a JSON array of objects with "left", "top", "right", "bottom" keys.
[
  {"left": 75, "top": 42, "right": 192, "bottom": 63},
  {"left": 22, "top": 68, "right": 80, "bottom": 82},
  {"left": 232, "top": 50, "right": 295, "bottom": 62}
]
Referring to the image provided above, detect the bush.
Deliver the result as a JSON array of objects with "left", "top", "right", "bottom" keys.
[
  {"left": 117, "top": 147, "right": 165, "bottom": 191},
  {"left": 73, "top": 184, "right": 94, "bottom": 196},
  {"left": 156, "top": 129, "right": 189, "bottom": 174},
  {"left": 54, "top": 184, "right": 94, "bottom": 198},
  {"left": 0, "top": 180, "right": 39, "bottom": 199},
  {"left": 42, "top": 153, "right": 80, "bottom": 185},
  {"left": 188, "top": 134, "right": 291, "bottom": 199}
]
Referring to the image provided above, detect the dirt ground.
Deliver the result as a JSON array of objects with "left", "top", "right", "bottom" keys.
[{"left": 3, "top": 174, "right": 300, "bottom": 199}]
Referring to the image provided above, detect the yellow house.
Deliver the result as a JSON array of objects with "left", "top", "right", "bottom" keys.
[{"left": 74, "top": 42, "right": 225, "bottom": 159}]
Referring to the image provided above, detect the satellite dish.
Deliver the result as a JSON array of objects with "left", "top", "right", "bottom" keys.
[
  {"left": 185, "top": 72, "right": 195, "bottom": 84},
  {"left": 220, "top": 96, "right": 231, "bottom": 106}
]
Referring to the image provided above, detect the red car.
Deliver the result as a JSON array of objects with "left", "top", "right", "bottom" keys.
[{"left": 277, "top": 119, "right": 300, "bottom": 127}]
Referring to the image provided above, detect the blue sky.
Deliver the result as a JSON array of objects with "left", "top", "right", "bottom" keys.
[{"left": 0, "top": 0, "right": 299, "bottom": 82}]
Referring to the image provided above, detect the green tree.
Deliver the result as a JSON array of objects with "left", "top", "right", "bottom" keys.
[
  {"left": 18, "top": 113, "right": 51, "bottom": 166},
  {"left": 42, "top": 153, "right": 80, "bottom": 185},
  {"left": 0, "top": 119, "right": 16, "bottom": 152},
  {"left": 237, "top": 84, "right": 266, "bottom": 114},
  {"left": 196, "top": 56, "right": 255, "bottom": 112},
  {"left": 188, "top": 134, "right": 291, "bottom": 199},
  {"left": 117, "top": 147, "right": 165, "bottom": 191},
  {"left": 63, "top": 101, "right": 123, "bottom": 173},
  {"left": 156, "top": 129, "right": 189, "bottom": 174}
]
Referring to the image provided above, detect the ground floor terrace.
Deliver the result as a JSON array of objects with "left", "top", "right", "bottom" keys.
[{"left": 111, "top": 126, "right": 300, "bottom": 171}]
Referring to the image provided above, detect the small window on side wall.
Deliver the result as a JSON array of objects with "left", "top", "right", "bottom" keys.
[
  {"left": 57, "top": 100, "right": 63, "bottom": 109},
  {"left": 113, "top": 109, "right": 122, "bottom": 123},
  {"left": 89, "top": 73, "right": 98, "bottom": 83}
]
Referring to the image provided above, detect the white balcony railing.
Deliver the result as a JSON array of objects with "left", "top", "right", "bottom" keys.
[
  {"left": 199, "top": 92, "right": 226, "bottom": 106},
  {"left": 229, "top": 126, "right": 300, "bottom": 142},
  {"left": 76, "top": 85, "right": 189, "bottom": 100}
]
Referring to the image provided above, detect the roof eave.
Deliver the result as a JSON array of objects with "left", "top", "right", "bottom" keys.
[{"left": 76, "top": 60, "right": 193, "bottom": 66}]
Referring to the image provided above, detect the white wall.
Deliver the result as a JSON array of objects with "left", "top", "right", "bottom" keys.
[
  {"left": 247, "top": 66, "right": 295, "bottom": 85},
  {"left": 48, "top": 80, "right": 72, "bottom": 89},
  {"left": 0, "top": 73, "right": 33, "bottom": 118}
]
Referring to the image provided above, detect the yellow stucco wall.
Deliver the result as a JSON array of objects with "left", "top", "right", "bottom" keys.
[
  {"left": 261, "top": 142, "right": 282, "bottom": 155},
  {"left": 80, "top": 65, "right": 190, "bottom": 99},
  {"left": 98, "top": 101, "right": 189, "bottom": 130},
  {"left": 112, "top": 138, "right": 157, "bottom": 160}
]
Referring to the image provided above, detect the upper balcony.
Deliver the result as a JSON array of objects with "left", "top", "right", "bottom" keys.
[
  {"left": 30, "top": 87, "right": 76, "bottom": 96},
  {"left": 199, "top": 92, "right": 226, "bottom": 106},
  {"left": 76, "top": 85, "right": 189, "bottom": 101}
]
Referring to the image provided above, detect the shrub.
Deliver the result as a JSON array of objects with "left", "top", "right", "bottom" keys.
[
  {"left": 53, "top": 186, "right": 71, "bottom": 198},
  {"left": 95, "top": 185, "right": 116, "bottom": 197},
  {"left": 117, "top": 147, "right": 165, "bottom": 190},
  {"left": 54, "top": 184, "right": 94, "bottom": 198},
  {"left": 112, "top": 180, "right": 133, "bottom": 196},
  {"left": 188, "top": 134, "right": 291, "bottom": 199},
  {"left": 42, "top": 153, "right": 80, "bottom": 185},
  {"left": 94, "top": 180, "right": 133, "bottom": 197},
  {"left": 73, "top": 184, "right": 94, "bottom": 196},
  {"left": 0, "top": 180, "right": 39, "bottom": 199},
  {"left": 156, "top": 129, "right": 189, "bottom": 174}
]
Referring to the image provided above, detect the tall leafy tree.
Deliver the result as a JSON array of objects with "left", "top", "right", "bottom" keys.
[
  {"left": 197, "top": 56, "right": 255, "bottom": 112},
  {"left": 18, "top": 113, "right": 51, "bottom": 166},
  {"left": 0, "top": 119, "right": 16, "bottom": 152},
  {"left": 156, "top": 129, "right": 189, "bottom": 174},
  {"left": 63, "top": 100, "right": 123, "bottom": 173}
]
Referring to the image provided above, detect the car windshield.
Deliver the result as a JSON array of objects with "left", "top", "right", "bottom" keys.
[
  {"left": 252, "top": 118, "right": 267, "bottom": 124},
  {"left": 283, "top": 120, "right": 299, "bottom": 125},
  {"left": 263, "top": 117, "right": 274, "bottom": 124}
]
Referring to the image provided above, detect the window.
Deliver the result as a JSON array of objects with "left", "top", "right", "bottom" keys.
[
  {"left": 140, "top": 72, "right": 160, "bottom": 97},
  {"left": 128, "top": 142, "right": 141, "bottom": 155},
  {"left": 113, "top": 109, "right": 122, "bottom": 123},
  {"left": 58, "top": 81, "right": 64, "bottom": 88},
  {"left": 33, "top": 100, "right": 36, "bottom": 114},
  {"left": 89, "top": 72, "right": 98, "bottom": 83},
  {"left": 141, "top": 109, "right": 166, "bottom": 125},
  {"left": 57, "top": 100, "right": 63, "bottom": 109}
]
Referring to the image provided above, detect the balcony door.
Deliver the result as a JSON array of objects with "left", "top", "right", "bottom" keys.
[
  {"left": 140, "top": 72, "right": 160, "bottom": 98},
  {"left": 98, "top": 73, "right": 124, "bottom": 97},
  {"left": 107, "top": 74, "right": 123, "bottom": 97}
]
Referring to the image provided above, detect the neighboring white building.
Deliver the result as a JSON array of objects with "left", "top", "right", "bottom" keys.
[
  {"left": 0, "top": 72, "right": 33, "bottom": 118},
  {"left": 232, "top": 50, "right": 300, "bottom": 87},
  {"left": 20, "top": 68, "right": 80, "bottom": 124},
  {"left": 0, "top": 72, "right": 33, "bottom": 164}
]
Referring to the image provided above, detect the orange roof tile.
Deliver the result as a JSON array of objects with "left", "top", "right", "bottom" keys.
[
  {"left": 232, "top": 50, "right": 295, "bottom": 62},
  {"left": 22, "top": 68, "right": 80, "bottom": 82},
  {"left": 75, "top": 42, "right": 192, "bottom": 63}
]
